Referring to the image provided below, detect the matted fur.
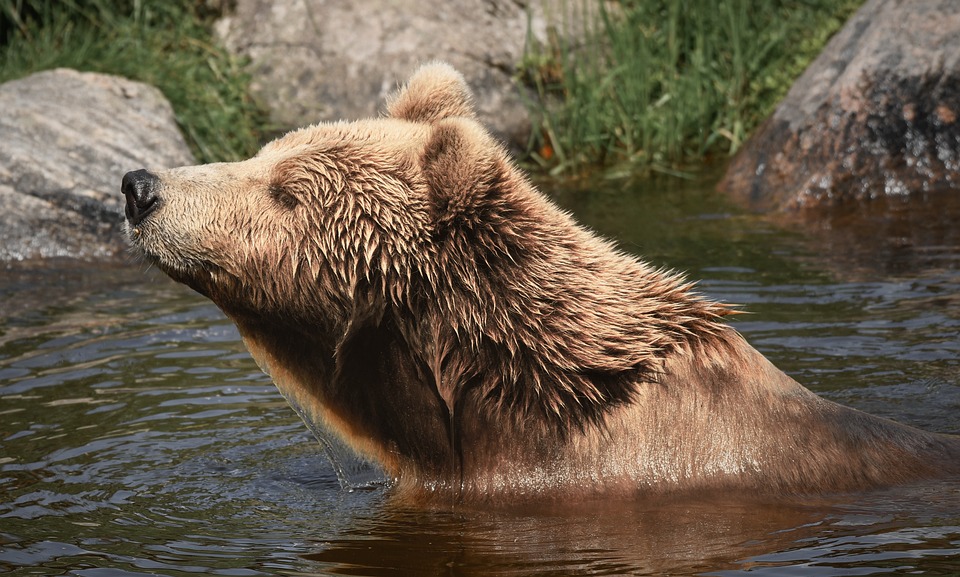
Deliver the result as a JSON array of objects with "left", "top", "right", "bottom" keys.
[{"left": 124, "top": 62, "right": 960, "bottom": 504}]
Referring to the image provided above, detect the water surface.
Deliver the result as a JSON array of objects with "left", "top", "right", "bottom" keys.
[{"left": 2, "top": 173, "right": 959, "bottom": 575}]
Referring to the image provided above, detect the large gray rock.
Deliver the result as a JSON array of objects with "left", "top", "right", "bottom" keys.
[
  {"left": 0, "top": 69, "right": 195, "bottom": 261},
  {"left": 214, "top": 0, "right": 555, "bottom": 146},
  {"left": 719, "top": 0, "right": 960, "bottom": 210}
]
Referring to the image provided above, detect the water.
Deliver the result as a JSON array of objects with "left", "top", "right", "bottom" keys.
[{"left": 2, "top": 172, "right": 959, "bottom": 576}]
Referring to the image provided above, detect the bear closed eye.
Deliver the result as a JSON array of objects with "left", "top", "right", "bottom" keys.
[{"left": 269, "top": 184, "right": 299, "bottom": 210}]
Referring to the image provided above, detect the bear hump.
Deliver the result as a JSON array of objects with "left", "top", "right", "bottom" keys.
[{"left": 387, "top": 62, "right": 475, "bottom": 123}]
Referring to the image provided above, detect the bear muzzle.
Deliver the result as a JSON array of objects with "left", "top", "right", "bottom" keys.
[{"left": 122, "top": 169, "right": 160, "bottom": 227}]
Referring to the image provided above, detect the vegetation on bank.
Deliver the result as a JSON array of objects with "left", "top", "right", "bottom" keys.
[
  {"left": 1, "top": 0, "right": 861, "bottom": 174},
  {"left": 520, "top": 0, "right": 863, "bottom": 176},
  {"left": 0, "top": 0, "right": 265, "bottom": 164}
]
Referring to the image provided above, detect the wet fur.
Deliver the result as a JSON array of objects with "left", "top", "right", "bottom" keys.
[{"left": 125, "top": 62, "right": 960, "bottom": 503}]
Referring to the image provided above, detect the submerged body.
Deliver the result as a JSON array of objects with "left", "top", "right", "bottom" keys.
[{"left": 122, "top": 63, "right": 960, "bottom": 504}]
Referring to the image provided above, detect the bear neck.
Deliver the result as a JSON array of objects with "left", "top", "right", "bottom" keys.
[
  {"left": 232, "top": 309, "right": 463, "bottom": 493},
  {"left": 405, "top": 185, "right": 734, "bottom": 435}
]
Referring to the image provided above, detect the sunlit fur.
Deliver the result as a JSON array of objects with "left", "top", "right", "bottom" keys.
[{"left": 125, "top": 62, "right": 960, "bottom": 504}]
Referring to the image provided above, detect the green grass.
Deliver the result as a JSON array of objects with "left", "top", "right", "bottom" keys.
[
  {"left": 0, "top": 0, "right": 266, "bottom": 163},
  {"left": 520, "top": 0, "right": 864, "bottom": 176}
]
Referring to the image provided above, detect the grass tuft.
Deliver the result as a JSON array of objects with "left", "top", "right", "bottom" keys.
[{"left": 520, "top": 0, "right": 863, "bottom": 176}]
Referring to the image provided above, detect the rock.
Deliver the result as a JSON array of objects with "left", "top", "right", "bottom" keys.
[
  {"left": 214, "top": 0, "right": 555, "bottom": 147},
  {"left": 0, "top": 69, "right": 195, "bottom": 261},
  {"left": 719, "top": 0, "right": 960, "bottom": 210}
]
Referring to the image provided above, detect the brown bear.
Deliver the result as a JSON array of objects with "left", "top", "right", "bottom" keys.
[{"left": 121, "top": 62, "right": 960, "bottom": 504}]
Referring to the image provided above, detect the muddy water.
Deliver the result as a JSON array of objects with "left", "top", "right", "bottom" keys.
[{"left": 2, "top": 172, "right": 959, "bottom": 575}]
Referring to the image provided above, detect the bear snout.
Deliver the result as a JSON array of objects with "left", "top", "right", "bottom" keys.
[{"left": 122, "top": 169, "right": 160, "bottom": 226}]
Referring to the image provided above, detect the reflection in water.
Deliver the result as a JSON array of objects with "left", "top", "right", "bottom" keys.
[
  {"left": 1, "top": 176, "right": 959, "bottom": 575},
  {"left": 306, "top": 497, "right": 837, "bottom": 576},
  {"left": 784, "top": 189, "right": 960, "bottom": 277}
]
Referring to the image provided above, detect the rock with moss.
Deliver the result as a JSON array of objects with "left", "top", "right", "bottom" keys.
[
  {"left": 0, "top": 69, "right": 195, "bottom": 261},
  {"left": 720, "top": 0, "right": 960, "bottom": 210}
]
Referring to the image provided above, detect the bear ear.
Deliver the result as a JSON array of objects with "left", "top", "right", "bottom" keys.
[
  {"left": 387, "top": 62, "right": 475, "bottom": 123},
  {"left": 420, "top": 117, "right": 507, "bottom": 224}
]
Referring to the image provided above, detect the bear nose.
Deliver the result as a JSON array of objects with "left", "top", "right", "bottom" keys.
[{"left": 122, "top": 169, "right": 160, "bottom": 226}]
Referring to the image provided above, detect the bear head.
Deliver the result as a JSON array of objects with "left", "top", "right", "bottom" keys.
[{"left": 123, "top": 63, "right": 515, "bottom": 335}]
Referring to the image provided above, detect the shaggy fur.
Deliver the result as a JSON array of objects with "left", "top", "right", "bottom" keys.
[{"left": 124, "top": 62, "right": 960, "bottom": 503}]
